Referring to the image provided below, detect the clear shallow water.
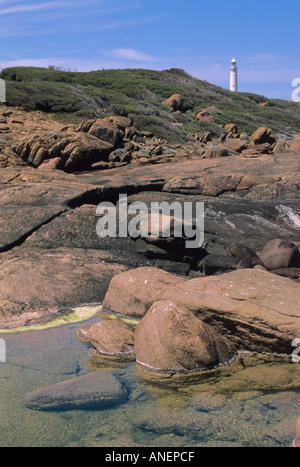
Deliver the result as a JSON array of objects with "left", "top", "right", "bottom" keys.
[{"left": 1, "top": 317, "right": 299, "bottom": 447}]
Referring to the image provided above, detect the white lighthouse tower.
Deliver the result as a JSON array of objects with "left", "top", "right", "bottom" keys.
[{"left": 230, "top": 58, "right": 238, "bottom": 92}]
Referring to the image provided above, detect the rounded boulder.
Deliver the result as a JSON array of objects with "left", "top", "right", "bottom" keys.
[
  {"left": 134, "top": 300, "right": 237, "bottom": 373},
  {"left": 259, "top": 239, "right": 300, "bottom": 270},
  {"left": 86, "top": 319, "right": 135, "bottom": 357}
]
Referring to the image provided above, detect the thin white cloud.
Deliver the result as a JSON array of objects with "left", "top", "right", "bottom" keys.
[
  {"left": 0, "top": 0, "right": 99, "bottom": 15},
  {"left": 105, "top": 48, "right": 157, "bottom": 62}
]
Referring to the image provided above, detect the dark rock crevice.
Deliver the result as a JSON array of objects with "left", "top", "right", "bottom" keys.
[{"left": 0, "top": 207, "right": 67, "bottom": 254}]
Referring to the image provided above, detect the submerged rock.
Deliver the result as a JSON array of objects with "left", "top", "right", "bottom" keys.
[{"left": 25, "top": 371, "right": 127, "bottom": 411}]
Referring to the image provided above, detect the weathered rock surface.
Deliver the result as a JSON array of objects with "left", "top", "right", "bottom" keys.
[
  {"left": 102, "top": 267, "right": 186, "bottom": 317},
  {"left": 135, "top": 300, "right": 237, "bottom": 372},
  {"left": 84, "top": 320, "right": 135, "bottom": 356},
  {"left": 227, "top": 244, "right": 262, "bottom": 266},
  {"left": 125, "top": 192, "right": 300, "bottom": 267},
  {"left": 23, "top": 204, "right": 137, "bottom": 252},
  {"left": 224, "top": 123, "right": 240, "bottom": 138},
  {"left": 0, "top": 180, "right": 101, "bottom": 207},
  {"left": 38, "top": 156, "right": 64, "bottom": 170},
  {"left": 161, "top": 268, "right": 300, "bottom": 353},
  {"left": 248, "top": 126, "right": 276, "bottom": 146},
  {"left": 0, "top": 109, "right": 299, "bottom": 346},
  {"left": 25, "top": 370, "right": 127, "bottom": 410},
  {"left": 0, "top": 206, "right": 66, "bottom": 252},
  {"left": 62, "top": 133, "right": 114, "bottom": 172},
  {"left": 203, "top": 147, "right": 229, "bottom": 159},
  {"left": 224, "top": 138, "right": 246, "bottom": 153},
  {"left": 87, "top": 119, "right": 123, "bottom": 147},
  {"left": 288, "top": 140, "right": 300, "bottom": 154},
  {"left": 0, "top": 247, "right": 128, "bottom": 328}
]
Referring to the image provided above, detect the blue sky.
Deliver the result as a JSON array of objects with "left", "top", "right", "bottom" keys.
[{"left": 0, "top": 0, "right": 299, "bottom": 99}]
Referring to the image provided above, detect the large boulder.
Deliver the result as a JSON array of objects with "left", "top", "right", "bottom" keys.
[
  {"left": 224, "top": 139, "right": 246, "bottom": 153},
  {"left": 224, "top": 123, "right": 239, "bottom": 138},
  {"left": 107, "top": 116, "right": 132, "bottom": 130},
  {"left": 203, "top": 147, "right": 229, "bottom": 159},
  {"left": 17, "top": 126, "right": 119, "bottom": 172},
  {"left": 259, "top": 239, "right": 300, "bottom": 270},
  {"left": 88, "top": 118, "right": 123, "bottom": 147},
  {"left": 248, "top": 127, "right": 276, "bottom": 146},
  {"left": 25, "top": 370, "right": 127, "bottom": 410},
  {"left": 134, "top": 300, "right": 237, "bottom": 373},
  {"left": 160, "top": 268, "right": 300, "bottom": 353},
  {"left": 162, "top": 94, "right": 183, "bottom": 112},
  {"left": 62, "top": 132, "right": 113, "bottom": 172},
  {"left": 102, "top": 267, "right": 186, "bottom": 317}
]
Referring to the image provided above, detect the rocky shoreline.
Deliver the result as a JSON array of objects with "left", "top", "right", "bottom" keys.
[{"left": 0, "top": 104, "right": 299, "bottom": 443}]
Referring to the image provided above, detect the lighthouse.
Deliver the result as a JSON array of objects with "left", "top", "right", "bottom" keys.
[{"left": 230, "top": 58, "right": 238, "bottom": 92}]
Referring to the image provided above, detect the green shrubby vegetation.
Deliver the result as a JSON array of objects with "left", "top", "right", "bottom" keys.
[{"left": 1, "top": 66, "right": 300, "bottom": 142}]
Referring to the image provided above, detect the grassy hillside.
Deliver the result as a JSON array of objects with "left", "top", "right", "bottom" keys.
[{"left": 1, "top": 66, "right": 300, "bottom": 142}]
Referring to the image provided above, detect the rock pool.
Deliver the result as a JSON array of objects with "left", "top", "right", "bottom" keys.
[{"left": 1, "top": 311, "right": 299, "bottom": 447}]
